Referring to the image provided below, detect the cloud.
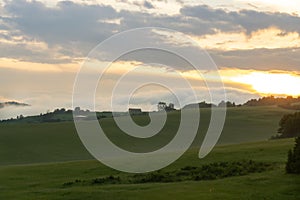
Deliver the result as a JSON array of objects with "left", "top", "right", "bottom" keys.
[
  {"left": 143, "top": 1, "right": 155, "bottom": 9},
  {"left": 1, "top": 0, "right": 119, "bottom": 60},
  {"left": 210, "top": 47, "right": 300, "bottom": 71},
  {"left": 0, "top": 58, "right": 79, "bottom": 72},
  {"left": 180, "top": 5, "right": 300, "bottom": 34},
  {"left": 0, "top": 101, "right": 30, "bottom": 109},
  {"left": 0, "top": 0, "right": 300, "bottom": 72},
  {"left": 192, "top": 27, "right": 300, "bottom": 50},
  {"left": 131, "top": 1, "right": 155, "bottom": 9}
]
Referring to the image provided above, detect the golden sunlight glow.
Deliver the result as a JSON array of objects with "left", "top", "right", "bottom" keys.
[
  {"left": 0, "top": 58, "right": 79, "bottom": 73},
  {"left": 181, "top": 69, "right": 300, "bottom": 96},
  {"left": 193, "top": 27, "right": 300, "bottom": 50},
  {"left": 237, "top": 0, "right": 300, "bottom": 15},
  {"left": 229, "top": 71, "right": 300, "bottom": 96},
  {"left": 245, "top": 0, "right": 298, "bottom": 7}
]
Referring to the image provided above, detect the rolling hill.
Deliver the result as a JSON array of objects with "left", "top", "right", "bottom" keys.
[{"left": 0, "top": 106, "right": 293, "bottom": 166}]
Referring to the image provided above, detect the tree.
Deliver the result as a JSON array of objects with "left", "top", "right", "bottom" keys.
[
  {"left": 277, "top": 112, "right": 300, "bottom": 138},
  {"left": 286, "top": 137, "right": 300, "bottom": 174},
  {"left": 17, "top": 115, "right": 24, "bottom": 120},
  {"left": 74, "top": 107, "right": 81, "bottom": 114},
  {"left": 218, "top": 101, "right": 236, "bottom": 107}
]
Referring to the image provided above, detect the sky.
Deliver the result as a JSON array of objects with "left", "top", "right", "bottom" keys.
[{"left": 0, "top": 0, "right": 300, "bottom": 119}]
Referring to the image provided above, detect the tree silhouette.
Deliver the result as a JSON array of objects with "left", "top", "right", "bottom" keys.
[
  {"left": 278, "top": 112, "right": 300, "bottom": 138},
  {"left": 286, "top": 137, "right": 300, "bottom": 174}
]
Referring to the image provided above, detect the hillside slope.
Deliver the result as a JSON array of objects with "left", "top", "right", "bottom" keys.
[
  {"left": 0, "top": 139, "right": 298, "bottom": 200},
  {"left": 0, "top": 106, "right": 293, "bottom": 165}
]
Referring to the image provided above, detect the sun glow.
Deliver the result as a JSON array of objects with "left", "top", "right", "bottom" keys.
[
  {"left": 192, "top": 27, "right": 300, "bottom": 50},
  {"left": 229, "top": 71, "right": 300, "bottom": 96}
]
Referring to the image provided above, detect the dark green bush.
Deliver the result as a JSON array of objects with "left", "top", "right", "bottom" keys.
[
  {"left": 92, "top": 175, "right": 121, "bottom": 185},
  {"left": 277, "top": 112, "right": 300, "bottom": 138},
  {"left": 63, "top": 160, "right": 274, "bottom": 187},
  {"left": 286, "top": 137, "right": 300, "bottom": 174}
]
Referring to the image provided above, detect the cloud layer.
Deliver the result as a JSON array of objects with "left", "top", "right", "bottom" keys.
[{"left": 0, "top": 0, "right": 299, "bottom": 71}]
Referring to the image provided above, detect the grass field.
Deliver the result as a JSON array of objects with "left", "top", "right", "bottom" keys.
[
  {"left": 0, "top": 106, "right": 293, "bottom": 165},
  {"left": 0, "top": 106, "right": 299, "bottom": 199},
  {"left": 0, "top": 139, "right": 299, "bottom": 199}
]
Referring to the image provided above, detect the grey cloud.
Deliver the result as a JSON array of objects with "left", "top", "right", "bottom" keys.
[
  {"left": 0, "top": 42, "right": 74, "bottom": 64},
  {"left": 210, "top": 48, "right": 300, "bottom": 71},
  {"left": 3, "top": 0, "right": 118, "bottom": 51},
  {"left": 131, "top": 1, "right": 155, "bottom": 9},
  {"left": 0, "top": 0, "right": 121, "bottom": 63},
  {"left": 180, "top": 5, "right": 300, "bottom": 34},
  {"left": 143, "top": 1, "right": 155, "bottom": 9},
  {"left": 118, "top": 10, "right": 217, "bottom": 35},
  {"left": 5, "top": 1, "right": 300, "bottom": 47},
  {"left": 0, "top": 101, "right": 30, "bottom": 109},
  {"left": 0, "top": 0, "right": 300, "bottom": 72},
  {"left": 86, "top": 28, "right": 219, "bottom": 71}
]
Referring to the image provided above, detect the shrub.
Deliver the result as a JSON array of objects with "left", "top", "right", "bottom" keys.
[
  {"left": 277, "top": 112, "right": 300, "bottom": 138},
  {"left": 92, "top": 175, "right": 121, "bottom": 185},
  {"left": 286, "top": 137, "right": 300, "bottom": 174},
  {"left": 63, "top": 160, "right": 274, "bottom": 187}
]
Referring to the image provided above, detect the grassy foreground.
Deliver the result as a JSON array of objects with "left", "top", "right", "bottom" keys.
[{"left": 0, "top": 138, "right": 299, "bottom": 199}]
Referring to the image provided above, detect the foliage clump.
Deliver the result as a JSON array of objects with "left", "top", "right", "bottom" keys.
[
  {"left": 286, "top": 137, "right": 300, "bottom": 174},
  {"left": 63, "top": 160, "right": 274, "bottom": 187},
  {"left": 272, "top": 112, "right": 300, "bottom": 139}
]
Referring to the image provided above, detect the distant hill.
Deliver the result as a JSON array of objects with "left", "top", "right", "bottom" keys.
[
  {"left": 183, "top": 96, "right": 300, "bottom": 111},
  {"left": 183, "top": 101, "right": 240, "bottom": 109},
  {"left": 0, "top": 108, "right": 116, "bottom": 124},
  {"left": 244, "top": 96, "right": 300, "bottom": 110},
  {"left": 2, "top": 96, "right": 300, "bottom": 123},
  {"left": 183, "top": 101, "right": 216, "bottom": 109}
]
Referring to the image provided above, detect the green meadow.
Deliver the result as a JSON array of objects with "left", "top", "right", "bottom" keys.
[
  {"left": 0, "top": 106, "right": 299, "bottom": 199},
  {"left": 0, "top": 106, "right": 292, "bottom": 165},
  {"left": 0, "top": 139, "right": 299, "bottom": 200}
]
